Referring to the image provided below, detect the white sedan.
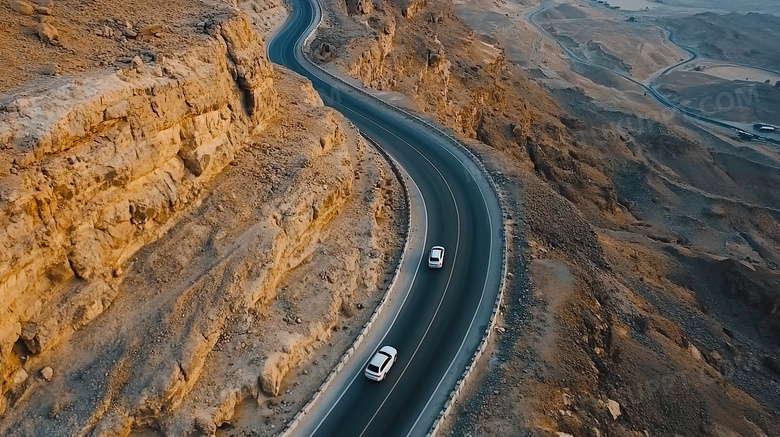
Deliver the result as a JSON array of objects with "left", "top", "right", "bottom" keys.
[
  {"left": 364, "top": 346, "right": 398, "bottom": 381},
  {"left": 427, "top": 246, "right": 445, "bottom": 269}
]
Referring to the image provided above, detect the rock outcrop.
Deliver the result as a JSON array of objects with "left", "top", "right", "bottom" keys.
[
  {"left": 0, "top": 0, "right": 407, "bottom": 434},
  {"left": 329, "top": 0, "right": 544, "bottom": 158},
  {"left": 347, "top": 18, "right": 397, "bottom": 88},
  {"left": 9, "top": 0, "right": 35, "bottom": 15},
  {"left": 345, "top": 0, "right": 373, "bottom": 16},
  {"left": 397, "top": 0, "right": 427, "bottom": 19},
  {"left": 0, "top": 12, "right": 278, "bottom": 417}
]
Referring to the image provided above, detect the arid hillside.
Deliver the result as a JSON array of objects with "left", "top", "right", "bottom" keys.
[
  {"left": 3, "top": 0, "right": 780, "bottom": 435},
  {"left": 663, "top": 12, "right": 780, "bottom": 71},
  {"left": 655, "top": 72, "right": 780, "bottom": 124},
  {"left": 535, "top": 3, "right": 683, "bottom": 81},
  {"left": 311, "top": 0, "right": 780, "bottom": 435},
  {"left": 0, "top": 0, "right": 406, "bottom": 435}
]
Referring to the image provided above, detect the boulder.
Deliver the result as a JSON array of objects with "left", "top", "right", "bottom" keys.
[
  {"left": 131, "top": 55, "right": 143, "bottom": 70},
  {"left": 40, "top": 63, "right": 60, "bottom": 76},
  {"left": 139, "top": 24, "right": 162, "bottom": 37},
  {"left": 11, "top": 368, "right": 29, "bottom": 386},
  {"left": 20, "top": 322, "right": 45, "bottom": 354},
  {"left": 345, "top": 0, "right": 372, "bottom": 15},
  {"left": 317, "top": 43, "right": 335, "bottom": 61},
  {"left": 41, "top": 366, "right": 53, "bottom": 381},
  {"left": 36, "top": 22, "right": 59, "bottom": 43},
  {"left": 10, "top": 0, "right": 35, "bottom": 15},
  {"left": 194, "top": 416, "right": 216, "bottom": 436},
  {"left": 427, "top": 49, "right": 443, "bottom": 67},
  {"left": 607, "top": 399, "right": 621, "bottom": 420},
  {"left": 20, "top": 321, "right": 38, "bottom": 341}
]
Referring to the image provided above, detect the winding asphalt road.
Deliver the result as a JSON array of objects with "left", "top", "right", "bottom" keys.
[{"left": 267, "top": 0, "right": 505, "bottom": 435}]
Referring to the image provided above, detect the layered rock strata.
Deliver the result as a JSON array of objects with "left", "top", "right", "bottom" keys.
[
  {"left": 0, "top": 14, "right": 277, "bottom": 410},
  {"left": 0, "top": 5, "right": 406, "bottom": 435}
]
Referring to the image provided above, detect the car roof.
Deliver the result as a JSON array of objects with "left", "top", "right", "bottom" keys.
[{"left": 369, "top": 352, "right": 390, "bottom": 367}]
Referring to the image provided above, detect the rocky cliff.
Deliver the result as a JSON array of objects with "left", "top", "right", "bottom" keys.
[
  {"left": 313, "top": 0, "right": 620, "bottom": 218},
  {"left": 0, "top": 2, "right": 406, "bottom": 435},
  {"left": 0, "top": 13, "right": 277, "bottom": 410},
  {"left": 315, "top": 0, "right": 547, "bottom": 156}
]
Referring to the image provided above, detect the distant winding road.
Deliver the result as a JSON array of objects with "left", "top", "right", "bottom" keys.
[
  {"left": 527, "top": 4, "right": 780, "bottom": 146},
  {"left": 268, "top": 0, "right": 505, "bottom": 435}
]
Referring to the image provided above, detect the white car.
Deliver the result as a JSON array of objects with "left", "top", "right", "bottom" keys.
[
  {"left": 428, "top": 246, "right": 445, "bottom": 269},
  {"left": 364, "top": 346, "right": 398, "bottom": 381}
]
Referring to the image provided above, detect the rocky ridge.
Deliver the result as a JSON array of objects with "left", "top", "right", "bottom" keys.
[
  {"left": 0, "top": 13, "right": 278, "bottom": 410},
  {"left": 0, "top": 0, "right": 406, "bottom": 435}
]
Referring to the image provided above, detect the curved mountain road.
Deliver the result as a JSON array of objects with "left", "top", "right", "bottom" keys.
[
  {"left": 527, "top": 5, "right": 780, "bottom": 147},
  {"left": 267, "top": 0, "right": 506, "bottom": 435}
]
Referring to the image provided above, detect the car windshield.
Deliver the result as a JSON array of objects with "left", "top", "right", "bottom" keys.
[{"left": 367, "top": 364, "right": 380, "bottom": 372}]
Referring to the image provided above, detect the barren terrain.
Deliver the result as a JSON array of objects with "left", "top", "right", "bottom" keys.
[
  {"left": 663, "top": 12, "right": 780, "bottom": 71},
  {"left": 310, "top": 0, "right": 780, "bottom": 435},
  {"left": 655, "top": 71, "right": 780, "bottom": 124},
  {"left": 3, "top": 0, "right": 780, "bottom": 435},
  {"left": 1, "top": 0, "right": 405, "bottom": 435}
]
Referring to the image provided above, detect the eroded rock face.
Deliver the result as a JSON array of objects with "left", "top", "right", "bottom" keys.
[
  {"left": 347, "top": 18, "right": 396, "bottom": 87},
  {"left": 397, "top": 0, "right": 427, "bottom": 18},
  {"left": 0, "top": 12, "right": 278, "bottom": 417},
  {"left": 345, "top": 0, "right": 372, "bottom": 15},
  {"left": 334, "top": 0, "right": 535, "bottom": 147},
  {"left": 0, "top": 2, "right": 407, "bottom": 433},
  {"left": 0, "top": 67, "right": 404, "bottom": 435}
]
